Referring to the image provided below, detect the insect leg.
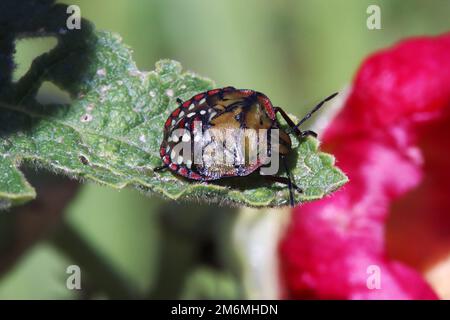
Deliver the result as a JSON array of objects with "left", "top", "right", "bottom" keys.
[
  {"left": 263, "top": 175, "right": 303, "bottom": 193},
  {"left": 153, "top": 165, "right": 168, "bottom": 172},
  {"left": 300, "top": 130, "right": 317, "bottom": 138},
  {"left": 283, "top": 157, "right": 295, "bottom": 207},
  {"left": 274, "top": 107, "right": 303, "bottom": 137},
  {"left": 261, "top": 157, "right": 302, "bottom": 207}
]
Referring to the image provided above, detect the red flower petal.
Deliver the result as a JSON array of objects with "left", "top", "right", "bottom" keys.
[
  {"left": 387, "top": 108, "right": 450, "bottom": 273},
  {"left": 280, "top": 33, "right": 450, "bottom": 300},
  {"left": 324, "top": 33, "right": 450, "bottom": 142}
]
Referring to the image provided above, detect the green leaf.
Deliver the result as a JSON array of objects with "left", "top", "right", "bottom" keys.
[{"left": 0, "top": 28, "right": 347, "bottom": 209}]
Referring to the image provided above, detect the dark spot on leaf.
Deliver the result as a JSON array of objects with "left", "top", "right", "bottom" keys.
[
  {"left": 80, "top": 114, "right": 93, "bottom": 122},
  {"left": 79, "top": 155, "right": 89, "bottom": 165}
]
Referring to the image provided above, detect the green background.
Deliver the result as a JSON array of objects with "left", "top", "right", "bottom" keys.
[{"left": 1, "top": 0, "right": 448, "bottom": 299}]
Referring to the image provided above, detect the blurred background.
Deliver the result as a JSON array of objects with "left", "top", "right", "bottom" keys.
[{"left": 1, "top": 0, "right": 449, "bottom": 299}]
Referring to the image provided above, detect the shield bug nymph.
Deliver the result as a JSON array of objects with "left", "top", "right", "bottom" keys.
[{"left": 155, "top": 86, "right": 338, "bottom": 206}]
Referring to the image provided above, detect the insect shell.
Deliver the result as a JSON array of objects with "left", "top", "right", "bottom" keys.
[
  {"left": 159, "top": 87, "right": 289, "bottom": 178},
  {"left": 157, "top": 86, "right": 337, "bottom": 206}
]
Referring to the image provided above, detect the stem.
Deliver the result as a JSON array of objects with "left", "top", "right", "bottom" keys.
[{"left": 49, "top": 220, "right": 138, "bottom": 299}]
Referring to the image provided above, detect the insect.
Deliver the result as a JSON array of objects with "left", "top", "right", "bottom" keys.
[{"left": 155, "top": 86, "right": 337, "bottom": 206}]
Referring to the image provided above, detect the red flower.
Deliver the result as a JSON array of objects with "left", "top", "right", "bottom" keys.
[{"left": 279, "top": 33, "right": 450, "bottom": 299}]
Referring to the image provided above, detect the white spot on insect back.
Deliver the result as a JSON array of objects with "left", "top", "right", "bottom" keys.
[
  {"left": 187, "top": 112, "right": 196, "bottom": 118},
  {"left": 200, "top": 110, "right": 206, "bottom": 115},
  {"left": 171, "top": 119, "right": 176, "bottom": 126},
  {"left": 179, "top": 111, "right": 185, "bottom": 118},
  {"left": 199, "top": 98, "right": 206, "bottom": 105},
  {"left": 182, "top": 133, "right": 190, "bottom": 142},
  {"left": 188, "top": 103, "right": 195, "bottom": 110}
]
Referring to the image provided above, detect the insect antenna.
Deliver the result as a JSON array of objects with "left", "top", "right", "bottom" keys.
[
  {"left": 282, "top": 157, "right": 295, "bottom": 207},
  {"left": 294, "top": 92, "right": 338, "bottom": 129}
]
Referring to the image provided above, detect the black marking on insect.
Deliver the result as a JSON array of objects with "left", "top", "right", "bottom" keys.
[{"left": 155, "top": 87, "right": 338, "bottom": 207}]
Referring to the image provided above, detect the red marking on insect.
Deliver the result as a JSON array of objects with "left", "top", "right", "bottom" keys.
[
  {"left": 240, "top": 89, "right": 253, "bottom": 97},
  {"left": 194, "top": 93, "right": 205, "bottom": 101},
  {"left": 189, "top": 172, "right": 202, "bottom": 180},
  {"left": 171, "top": 108, "right": 181, "bottom": 117},
  {"left": 259, "top": 96, "right": 275, "bottom": 119},
  {"left": 156, "top": 86, "right": 338, "bottom": 207},
  {"left": 163, "top": 155, "right": 170, "bottom": 165},
  {"left": 208, "top": 89, "right": 220, "bottom": 95}
]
